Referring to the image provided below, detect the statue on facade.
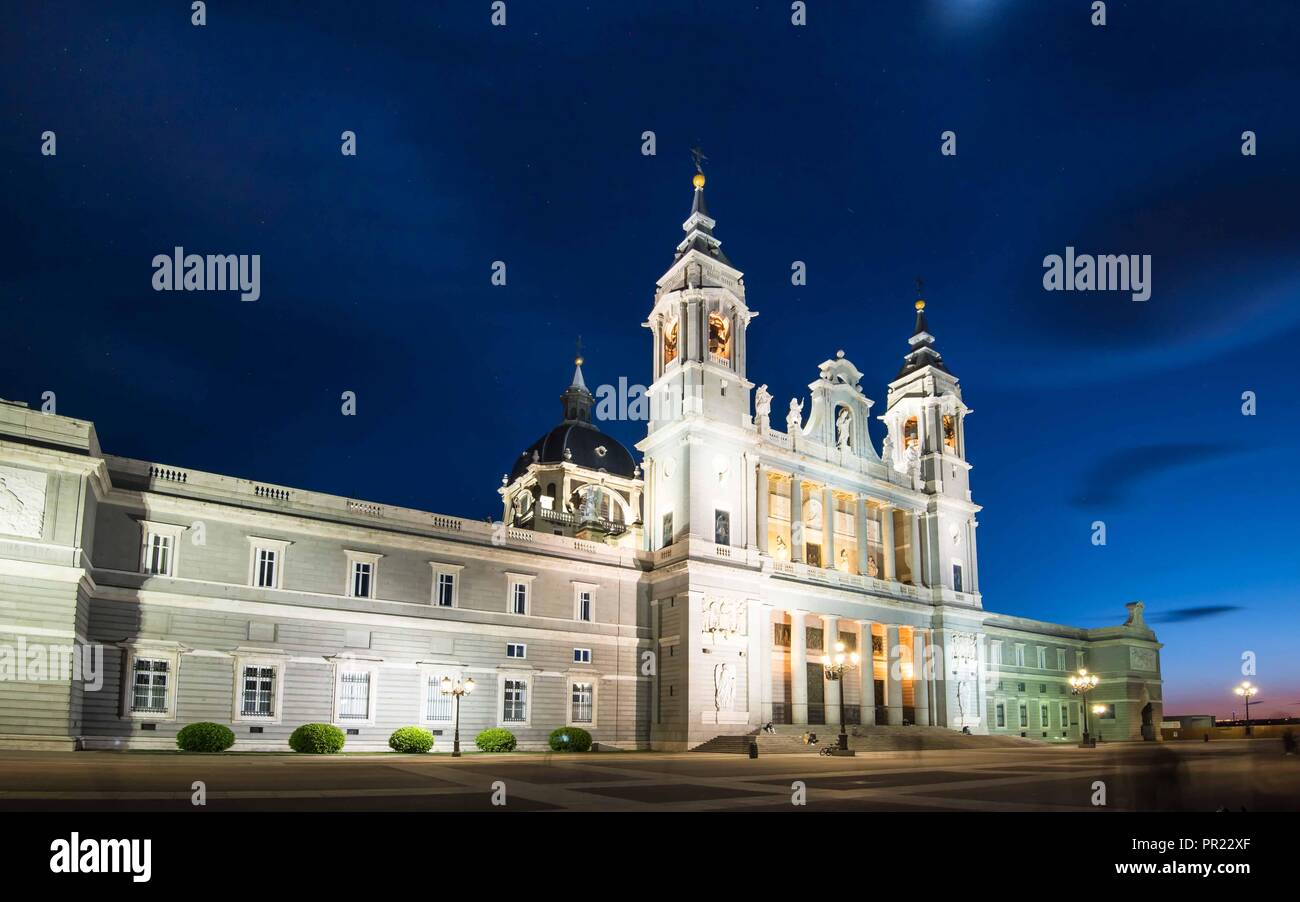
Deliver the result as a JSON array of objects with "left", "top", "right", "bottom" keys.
[
  {"left": 754, "top": 384, "right": 772, "bottom": 430},
  {"left": 881, "top": 433, "right": 894, "bottom": 469},
  {"left": 714, "top": 661, "right": 736, "bottom": 712},
  {"left": 579, "top": 487, "right": 600, "bottom": 522},
  {"left": 905, "top": 441, "right": 922, "bottom": 488},
  {"left": 835, "top": 408, "right": 852, "bottom": 450},
  {"left": 866, "top": 554, "right": 879, "bottom": 578},
  {"left": 1124, "top": 600, "right": 1147, "bottom": 629},
  {"left": 786, "top": 398, "right": 804, "bottom": 435}
]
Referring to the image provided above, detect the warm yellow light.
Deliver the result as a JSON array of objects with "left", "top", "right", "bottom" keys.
[
  {"left": 693, "top": 172, "right": 706, "bottom": 189},
  {"left": 464, "top": 678, "right": 475, "bottom": 694},
  {"left": 849, "top": 652, "right": 860, "bottom": 666},
  {"left": 1092, "top": 704, "right": 1106, "bottom": 715},
  {"left": 440, "top": 676, "right": 453, "bottom": 694},
  {"left": 834, "top": 641, "right": 846, "bottom": 654},
  {"left": 821, "top": 654, "right": 831, "bottom": 667}
]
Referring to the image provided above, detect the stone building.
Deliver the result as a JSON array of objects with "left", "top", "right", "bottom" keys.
[{"left": 0, "top": 170, "right": 1162, "bottom": 751}]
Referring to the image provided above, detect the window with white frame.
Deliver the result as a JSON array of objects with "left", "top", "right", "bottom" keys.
[
  {"left": 506, "top": 643, "right": 526, "bottom": 659},
  {"left": 573, "top": 648, "right": 592, "bottom": 664},
  {"left": 1056, "top": 648, "right": 1067, "bottom": 671},
  {"left": 1040, "top": 702, "right": 1050, "bottom": 729},
  {"left": 334, "top": 665, "right": 377, "bottom": 724},
  {"left": 1014, "top": 644, "right": 1026, "bottom": 667},
  {"left": 501, "top": 676, "right": 529, "bottom": 724},
  {"left": 231, "top": 654, "right": 284, "bottom": 722},
  {"left": 1075, "top": 650, "right": 1085, "bottom": 670},
  {"left": 1061, "top": 702, "right": 1071, "bottom": 730},
  {"left": 430, "top": 562, "right": 463, "bottom": 608},
  {"left": 344, "top": 551, "right": 382, "bottom": 599},
  {"left": 990, "top": 640, "right": 1003, "bottom": 666},
  {"left": 571, "top": 681, "right": 594, "bottom": 724},
  {"left": 1036, "top": 646, "right": 1047, "bottom": 670},
  {"left": 1018, "top": 703, "right": 1029, "bottom": 728},
  {"left": 421, "top": 669, "right": 460, "bottom": 724},
  {"left": 506, "top": 573, "right": 534, "bottom": 615},
  {"left": 240, "top": 665, "right": 277, "bottom": 717},
  {"left": 139, "top": 521, "right": 184, "bottom": 577},
  {"left": 573, "top": 583, "right": 595, "bottom": 622},
  {"left": 247, "top": 537, "right": 290, "bottom": 589},
  {"left": 952, "top": 561, "right": 963, "bottom": 592},
  {"left": 995, "top": 702, "right": 1006, "bottom": 728},
  {"left": 121, "top": 644, "right": 182, "bottom": 720}
]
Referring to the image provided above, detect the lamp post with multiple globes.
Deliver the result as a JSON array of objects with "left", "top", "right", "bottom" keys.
[
  {"left": 821, "top": 640, "right": 861, "bottom": 755},
  {"left": 440, "top": 675, "right": 475, "bottom": 756},
  {"left": 1234, "top": 681, "right": 1259, "bottom": 736},
  {"left": 1069, "top": 668, "right": 1100, "bottom": 748}
]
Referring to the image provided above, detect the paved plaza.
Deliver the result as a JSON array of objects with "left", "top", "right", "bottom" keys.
[{"left": 0, "top": 739, "right": 1296, "bottom": 813}]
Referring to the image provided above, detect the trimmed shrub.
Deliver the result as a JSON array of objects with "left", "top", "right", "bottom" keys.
[
  {"left": 474, "top": 727, "right": 517, "bottom": 752},
  {"left": 548, "top": 726, "right": 593, "bottom": 753},
  {"left": 289, "top": 723, "right": 346, "bottom": 754},
  {"left": 176, "top": 722, "right": 236, "bottom": 753},
  {"left": 389, "top": 726, "right": 435, "bottom": 754}
]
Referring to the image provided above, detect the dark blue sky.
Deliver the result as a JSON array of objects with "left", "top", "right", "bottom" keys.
[{"left": 3, "top": 1, "right": 1297, "bottom": 716}]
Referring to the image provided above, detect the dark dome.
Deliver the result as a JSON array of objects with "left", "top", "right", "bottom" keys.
[{"left": 511, "top": 422, "right": 637, "bottom": 481}]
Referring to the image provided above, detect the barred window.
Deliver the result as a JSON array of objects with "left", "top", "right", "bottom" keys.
[
  {"left": 503, "top": 679, "right": 528, "bottom": 723},
  {"left": 571, "top": 682, "right": 594, "bottom": 724},
  {"left": 425, "top": 674, "right": 453, "bottom": 722},
  {"left": 241, "top": 665, "right": 276, "bottom": 717},
  {"left": 131, "top": 658, "right": 170, "bottom": 713},
  {"left": 338, "top": 671, "right": 372, "bottom": 720}
]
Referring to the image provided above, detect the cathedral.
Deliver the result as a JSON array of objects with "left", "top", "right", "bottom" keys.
[{"left": 0, "top": 170, "right": 1163, "bottom": 752}]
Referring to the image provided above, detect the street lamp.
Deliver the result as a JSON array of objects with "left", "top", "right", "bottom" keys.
[
  {"left": 1234, "top": 681, "right": 1259, "bottom": 736},
  {"left": 821, "top": 640, "right": 861, "bottom": 755},
  {"left": 440, "top": 675, "right": 475, "bottom": 756},
  {"left": 1069, "top": 668, "right": 1100, "bottom": 748}
]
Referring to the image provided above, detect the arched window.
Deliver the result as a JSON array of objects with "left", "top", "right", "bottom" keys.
[
  {"left": 943, "top": 415, "right": 957, "bottom": 449},
  {"left": 903, "top": 416, "right": 919, "bottom": 449},
  {"left": 663, "top": 320, "right": 679, "bottom": 365},
  {"left": 707, "top": 312, "right": 731, "bottom": 361}
]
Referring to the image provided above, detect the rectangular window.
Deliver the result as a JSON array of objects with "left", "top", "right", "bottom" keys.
[
  {"left": 1056, "top": 648, "right": 1067, "bottom": 671},
  {"left": 425, "top": 674, "right": 454, "bottom": 722},
  {"left": 351, "top": 561, "right": 373, "bottom": 598},
  {"left": 143, "top": 533, "right": 173, "bottom": 576},
  {"left": 571, "top": 681, "right": 594, "bottom": 724},
  {"left": 503, "top": 679, "right": 528, "bottom": 723},
  {"left": 714, "top": 509, "right": 731, "bottom": 546},
  {"left": 990, "top": 640, "right": 1003, "bottom": 666},
  {"left": 131, "top": 658, "right": 170, "bottom": 713},
  {"left": 510, "top": 581, "right": 529, "bottom": 615},
  {"left": 1019, "top": 703, "right": 1028, "bottom": 728},
  {"left": 338, "top": 672, "right": 372, "bottom": 721},
  {"left": 1061, "top": 703, "right": 1071, "bottom": 729},
  {"left": 576, "top": 590, "right": 593, "bottom": 622},
  {"left": 662, "top": 511, "right": 674, "bottom": 546},
  {"left": 241, "top": 665, "right": 277, "bottom": 717},
  {"left": 773, "top": 623, "right": 791, "bottom": 647},
  {"left": 1017, "top": 681, "right": 1026, "bottom": 693},
  {"left": 1014, "top": 645, "right": 1026, "bottom": 667},
  {"left": 436, "top": 572, "right": 456, "bottom": 607},
  {"left": 1040, "top": 702, "right": 1050, "bottom": 728},
  {"left": 952, "top": 562, "right": 963, "bottom": 592},
  {"left": 996, "top": 703, "right": 1006, "bottom": 728},
  {"left": 1036, "top": 646, "right": 1047, "bottom": 670},
  {"left": 506, "top": 643, "right": 526, "bottom": 659},
  {"left": 255, "top": 548, "right": 278, "bottom": 588},
  {"left": 573, "top": 648, "right": 592, "bottom": 664}
]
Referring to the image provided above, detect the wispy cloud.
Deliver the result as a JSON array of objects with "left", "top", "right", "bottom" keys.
[
  {"left": 1071, "top": 443, "right": 1247, "bottom": 508},
  {"left": 1147, "top": 605, "right": 1243, "bottom": 624}
]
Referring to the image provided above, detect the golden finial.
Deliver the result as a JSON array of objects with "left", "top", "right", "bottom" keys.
[
  {"left": 914, "top": 277, "right": 925, "bottom": 310},
  {"left": 915, "top": 299, "right": 926, "bottom": 311},
  {"left": 693, "top": 172, "right": 706, "bottom": 189}
]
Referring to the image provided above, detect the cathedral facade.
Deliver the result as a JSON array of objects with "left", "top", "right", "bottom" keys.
[{"left": 0, "top": 172, "right": 1163, "bottom": 752}]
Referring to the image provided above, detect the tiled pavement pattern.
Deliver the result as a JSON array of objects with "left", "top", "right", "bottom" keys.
[{"left": 0, "top": 740, "right": 1296, "bottom": 812}]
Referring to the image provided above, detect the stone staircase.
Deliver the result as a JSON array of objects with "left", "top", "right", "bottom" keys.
[{"left": 691, "top": 723, "right": 1041, "bottom": 754}]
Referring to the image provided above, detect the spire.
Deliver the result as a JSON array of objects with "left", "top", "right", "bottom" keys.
[
  {"left": 674, "top": 152, "right": 730, "bottom": 265},
  {"left": 896, "top": 290, "right": 951, "bottom": 379},
  {"left": 561, "top": 342, "right": 595, "bottom": 423}
]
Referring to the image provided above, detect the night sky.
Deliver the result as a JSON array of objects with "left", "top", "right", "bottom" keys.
[{"left": 3, "top": 1, "right": 1297, "bottom": 717}]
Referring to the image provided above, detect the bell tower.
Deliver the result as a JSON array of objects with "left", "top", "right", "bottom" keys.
[
  {"left": 879, "top": 293, "right": 982, "bottom": 601},
  {"left": 639, "top": 164, "right": 758, "bottom": 551}
]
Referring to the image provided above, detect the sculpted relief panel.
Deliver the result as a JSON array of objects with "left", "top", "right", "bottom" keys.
[
  {"left": 1129, "top": 646, "right": 1158, "bottom": 672},
  {"left": 0, "top": 466, "right": 47, "bottom": 539}
]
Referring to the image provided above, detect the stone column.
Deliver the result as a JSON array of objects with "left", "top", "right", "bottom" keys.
[
  {"left": 855, "top": 495, "right": 870, "bottom": 576},
  {"left": 975, "top": 633, "right": 989, "bottom": 731},
  {"left": 880, "top": 505, "right": 896, "bottom": 580},
  {"left": 758, "top": 606, "right": 773, "bottom": 724},
  {"left": 789, "top": 610, "right": 807, "bottom": 724},
  {"left": 746, "top": 602, "right": 763, "bottom": 727},
  {"left": 821, "top": 615, "right": 840, "bottom": 726},
  {"left": 859, "top": 621, "right": 876, "bottom": 725},
  {"left": 886, "top": 625, "right": 904, "bottom": 725},
  {"left": 909, "top": 510, "right": 923, "bottom": 587},
  {"left": 968, "top": 519, "right": 980, "bottom": 593},
  {"left": 913, "top": 629, "right": 930, "bottom": 726},
  {"left": 755, "top": 464, "right": 769, "bottom": 554},
  {"left": 790, "top": 477, "right": 804, "bottom": 563},
  {"left": 822, "top": 485, "right": 836, "bottom": 569}
]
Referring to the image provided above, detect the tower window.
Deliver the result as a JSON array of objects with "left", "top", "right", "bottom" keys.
[
  {"left": 707, "top": 312, "right": 731, "bottom": 361},
  {"left": 663, "top": 320, "right": 679, "bottom": 365},
  {"left": 943, "top": 414, "right": 957, "bottom": 449},
  {"left": 903, "top": 417, "right": 919, "bottom": 449}
]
